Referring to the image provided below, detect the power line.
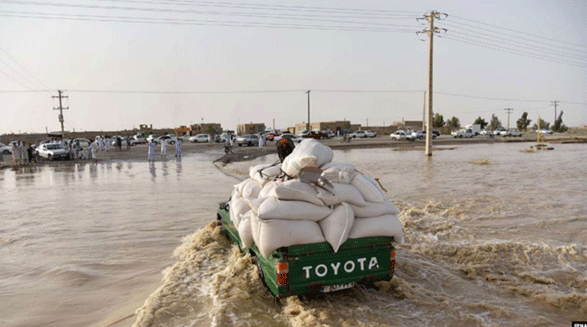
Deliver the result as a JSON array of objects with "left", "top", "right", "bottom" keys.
[
  {"left": 439, "top": 23, "right": 587, "bottom": 61},
  {"left": 96, "top": 0, "right": 419, "bottom": 19},
  {"left": 436, "top": 92, "right": 553, "bottom": 102},
  {"left": 0, "top": 1, "right": 419, "bottom": 28},
  {"left": 443, "top": 35, "right": 587, "bottom": 68},
  {"left": 0, "top": 46, "right": 52, "bottom": 91},
  {"left": 451, "top": 15, "right": 587, "bottom": 50},
  {"left": 66, "top": 89, "right": 308, "bottom": 94},
  {"left": 0, "top": 12, "right": 416, "bottom": 32}
]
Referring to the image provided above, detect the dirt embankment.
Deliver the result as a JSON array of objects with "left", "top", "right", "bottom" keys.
[{"left": 1, "top": 134, "right": 585, "bottom": 170}]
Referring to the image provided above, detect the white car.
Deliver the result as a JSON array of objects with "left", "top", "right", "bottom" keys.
[
  {"left": 0, "top": 142, "right": 12, "bottom": 155},
  {"left": 189, "top": 134, "right": 210, "bottom": 143},
  {"left": 390, "top": 130, "right": 415, "bottom": 141},
  {"left": 364, "top": 130, "right": 377, "bottom": 138},
  {"left": 36, "top": 143, "right": 70, "bottom": 160},
  {"left": 274, "top": 133, "right": 302, "bottom": 143},
  {"left": 500, "top": 128, "right": 522, "bottom": 137},
  {"left": 350, "top": 130, "right": 369, "bottom": 138},
  {"left": 537, "top": 129, "right": 553, "bottom": 135},
  {"left": 72, "top": 138, "right": 92, "bottom": 148},
  {"left": 452, "top": 129, "right": 475, "bottom": 138}
]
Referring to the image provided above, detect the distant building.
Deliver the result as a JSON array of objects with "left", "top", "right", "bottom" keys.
[
  {"left": 392, "top": 119, "right": 423, "bottom": 131},
  {"left": 237, "top": 123, "right": 265, "bottom": 135},
  {"left": 138, "top": 124, "right": 153, "bottom": 133},
  {"left": 190, "top": 123, "right": 222, "bottom": 135},
  {"left": 293, "top": 121, "right": 360, "bottom": 135}
]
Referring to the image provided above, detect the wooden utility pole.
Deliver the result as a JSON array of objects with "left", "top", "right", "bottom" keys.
[
  {"left": 306, "top": 90, "right": 311, "bottom": 132},
  {"left": 52, "top": 90, "right": 68, "bottom": 136},
  {"left": 504, "top": 108, "right": 514, "bottom": 130},
  {"left": 418, "top": 11, "right": 446, "bottom": 156},
  {"left": 551, "top": 100, "right": 559, "bottom": 122}
]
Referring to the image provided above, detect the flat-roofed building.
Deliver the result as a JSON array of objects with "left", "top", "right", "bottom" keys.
[{"left": 237, "top": 123, "right": 265, "bottom": 135}]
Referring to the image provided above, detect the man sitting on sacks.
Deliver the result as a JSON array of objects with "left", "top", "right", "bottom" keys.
[{"left": 229, "top": 138, "right": 403, "bottom": 258}]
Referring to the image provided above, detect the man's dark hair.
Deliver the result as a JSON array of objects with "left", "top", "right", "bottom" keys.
[{"left": 276, "top": 137, "right": 295, "bottom": 162}]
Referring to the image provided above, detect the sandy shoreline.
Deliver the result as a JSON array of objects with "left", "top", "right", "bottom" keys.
[{"left": 1, "top": 134, "right": 585, "bottom": 170}]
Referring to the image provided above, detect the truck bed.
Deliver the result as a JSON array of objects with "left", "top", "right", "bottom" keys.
[{"left": 217, "top": 204, "right": 396, "bottom": 298}]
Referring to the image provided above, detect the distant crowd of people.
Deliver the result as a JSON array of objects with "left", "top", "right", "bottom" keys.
[{"left": 147, "top": 137, "right": 182, "bottom": 161}]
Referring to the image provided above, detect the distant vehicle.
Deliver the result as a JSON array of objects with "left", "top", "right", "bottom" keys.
[
  {"left": 452, "top": 129, "right": 475, "bottom": 138},
  {"left": 265, "top": 131, "right": 281, "bottom": 141},
  {"left": 492, "top": 128, "right": 506, "bottom": 136},
  {"left": 72, "top": 138, "right": 92, "bottom": 148},
  {"left": 189, "top": 134, "right": 210, "bottom": 143},
  {"left": 500, "top": 128, "right": 522, "bottom": 137},
  {"left": 0, "top": 142, "right": 12, "bottom": 155},
  {"left": 133, "top": 134, "right": 147, "bottom": 144},
  {"left": 413, "top": 130, "right": 436, "bottom": 140},
  {"left": 274, "top": 133, "right": 302, "bottom": 143},
  {"left": 111, "top": 137, "right": 136, "bottom": 147},
  {"left": 36, "top": 143, "right": 70, "bottom": 160},
  {"left": 302, "top": 131, "right": 329, "bottom": 140},
  {"left": 479, "top": 129, "right": 489, "bottom": 136},
  {"left": 326, "top": 131, "right": 335, "bottom": 139},
  {"left": 390, "top": 130, "right": 415, "bottom": 141},
  {"left": 349, "top": 130, "right": 369, "bottom": 138},
  {"left": 146, "top": 134, "right": 160, "bottom": 143},
  {"left": 235, "top": 134, "right": 260, "bottom": 146},
  {"left": 537, "top": 129, "right": 553, "bottom": 135},
  {"left": 364, "top": 130, "right": 377, "bottom": 138},
  {"left": 154, "top": 135, "right": 176, "bottom": 145},
  {"left": 465, "top": 124, "right": 482, "bottom": 136}
]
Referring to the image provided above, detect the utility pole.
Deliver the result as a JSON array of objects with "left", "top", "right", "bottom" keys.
[
  {"left": 504, "top": 108, "right": 514, "bottom": 130},
  {"left": 551, "top": 100, "right": 559, "bottom": 122},
  {"left": 422, "top": 91, "right": 426, "bottom": 130},
  {"left": 418, "top": 11, "right": 447, "bottom": 156},
  {"left": 306, "top": 90, "right": 311, "bottom": 132},
  {"left": 52, "top": 90, "right": 68, "bottom": 136}
]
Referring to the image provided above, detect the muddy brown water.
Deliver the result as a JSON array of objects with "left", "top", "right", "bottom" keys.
[{"left": 1, "top": 143, "right": 586, "bottom": 326}]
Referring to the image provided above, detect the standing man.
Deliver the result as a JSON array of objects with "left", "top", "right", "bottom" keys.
[
  {"left": 90, "top": 139, "right": 99, "bottom": 161},
  {"left": 175, "top": 138, "right": 182, "bottom": 157},
  {"left": 160, "top": 138, "right": 168, "bottom": 157},
  {"left": 147, "top": 138, "right": 157, "bottom": 161}
]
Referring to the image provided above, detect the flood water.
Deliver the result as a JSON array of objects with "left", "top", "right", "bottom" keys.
[{"left": 1, "top": 143, "right": 586, "bottom": 327}]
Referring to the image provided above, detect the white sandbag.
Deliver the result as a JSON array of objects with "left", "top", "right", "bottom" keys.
[
  {"left": 257, "top": 219, "right": 326, "bottom": 258},
  {"left": 257, "top": 196, "right": 332, "bottom": 221},
  {"left": 233, "top": 179, "right": 248, "bottom": 197},
  {"left": 316, "top": 183, "right": 366, "bottom": 207},
  {"left": 348, "top": 214, "right": 403, "bottom": 243},
  {"left": 242, "top": 179, "right": 261, "bottom": 199},
  {"left": 351, "top": 174, "right": 386, "bottom": 203},
  {"left": 250, "top": 211, "right": 261, "bottom": 246},
  {"left": 351, "top": 198, "right": 400, "bottom": 218},
  {"left": 281, "top": 139, "right": 333, "bottom": 177},
  {"left": 250, "top": 163, "right": 281, "bottom": 185},
  {"left": 230, "top": 196, "right": 250, "bottom": 226},
  {"left": 321, "top": 169, "right": 356, "bottom": 184},
  {"left": 238, "top": 212, "right": 254, "bottom": 248},
  {"left": 259, "top": 181, "right": 280, "bottom": 198},
  {"left": 320, "top": 161, "right": 356, "bottom": 172},
  {"left": 271, "top": 180, "right": 324, "bottom": 206},
  {"left": 244, "top": 196, "right": 268, "bottom": 214},
  {"left": 319, "top": 202, "right": 354, "bottom": 253}
]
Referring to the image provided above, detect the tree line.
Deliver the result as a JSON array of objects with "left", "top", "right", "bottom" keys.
[{"left": 432, "top": 111, "right": 568, "bottom": 132}]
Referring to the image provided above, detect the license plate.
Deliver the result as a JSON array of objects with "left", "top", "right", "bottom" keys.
[{"left": 321, "top": 282, "right": 355, "bottom": 293}]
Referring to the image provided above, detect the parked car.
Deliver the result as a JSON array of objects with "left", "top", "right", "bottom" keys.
[
  {"left": 452, "top": 129, "right": 475, "bottom": 138},
  {"left": 133, "top": 134, "right": 147, "bottom": 144},
  {"left": 72, "top": 138, "right": 92, "bottom": 148},
  {"left": 364, "top": 130, "right": 377, "bottom": 138},
  {"left": 350, "top": 130, "right": 369, "bottom": 138},
  {"left": 0, "top": 142, "right": 12, "bottom": 155},
  {"left": 111, "top": 136, "right": 136, "bottom": 147},
  {"left": 492, "top": 128, "right": 506, "bottom": 136},
  {"left": 479, "top": 129, "right": 489, "bottom": 136},
  {"left": 501, "top": 128, "right": 522, "bottom": 137},
  {"left": 390, "top": 130, "right": 415, "bottom": 141},
  {"left": 36, "top": 143, "right": 70, "bottom": 160},
  {"left": 413, "top": 130, "right": 437, "bottom": 140},
  {"left": 146, "top": 134, "right": 160, "bottom": 143},
  {"left": 235, "top": 134, "right": 260, "bottom": 147},
  {"left": 537, "top": 129, "right": 553, "bottom": 135},
  {"left": 189, "top": 134, "right": 210, "bottom": 143},
  {"left": 326, "top": 131, "right": 335, "bottom": 139},
  {"left": 302, "top": 131, "right": 329, "bottom": 140}
]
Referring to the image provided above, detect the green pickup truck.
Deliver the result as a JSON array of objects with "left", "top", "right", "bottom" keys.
[{"left": 217, "top": 203, "right": 397, "bottom": 298}]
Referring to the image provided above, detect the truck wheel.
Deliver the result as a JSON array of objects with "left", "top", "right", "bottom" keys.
[
  {"left": 47, "top": 154, "right": 52, "bottom": 160},
  {"left": 251, "top": 256, "right": 269, "bottom": 290},
  {"left": 2, "top": 150, "right": 9, "bottom": 155}
]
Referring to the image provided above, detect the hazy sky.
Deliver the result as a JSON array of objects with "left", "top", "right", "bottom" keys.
[{"left": 1, "top": 0, "right": 585, "bottom": 135}]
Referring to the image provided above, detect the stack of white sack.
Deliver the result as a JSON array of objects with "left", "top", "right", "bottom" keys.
[{"left": 228, "top": 139, "right": 403, "bottom": 258}]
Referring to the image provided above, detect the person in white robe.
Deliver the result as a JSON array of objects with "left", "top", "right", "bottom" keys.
[
  {"left": 175, "top": 139, "right": 182, "bottom": 157},
  {"left": 160, "top": 139, "right": 168, "bottom": 157},
  {"left": 90, "top": 140, "right": 99, "bottom": 161},
  {"left": 147, "top": 140, "right": 156, "bottom": 161},
  {"left": 105, "top": 136, "right": 111, "bottom": 152}
]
